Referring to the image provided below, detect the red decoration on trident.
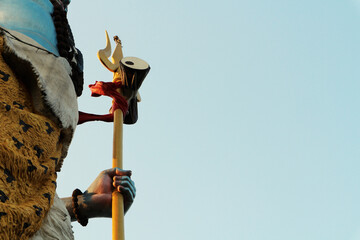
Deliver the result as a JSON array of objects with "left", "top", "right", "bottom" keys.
[{"left": 78, "top": 81, "right": 129, "bottom": 125}]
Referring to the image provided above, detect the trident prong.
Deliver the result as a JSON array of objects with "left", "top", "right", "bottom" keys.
[{"left": 97, "top": 30, "right": 123, "bottom": 73}]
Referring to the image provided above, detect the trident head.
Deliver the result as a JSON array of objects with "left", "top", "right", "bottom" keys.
[
  {"left": 97, "top": 31, "right": 150, "bottom": 124},
  {"left": 97, "top": 30, "right": 124, "bottom": 82}
]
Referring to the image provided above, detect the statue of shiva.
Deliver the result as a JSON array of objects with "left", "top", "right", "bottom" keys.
[{"left": 0, "top": 1, "right": 136, "bottom": 239}]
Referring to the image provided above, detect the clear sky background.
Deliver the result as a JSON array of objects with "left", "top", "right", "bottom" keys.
[{"left": 57, "top": 0, "right": 360, "bottom": 239}]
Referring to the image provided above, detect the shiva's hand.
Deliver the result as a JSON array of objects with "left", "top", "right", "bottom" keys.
[{"left": 85, "top": 168, "right": 136, "bottom": 216}]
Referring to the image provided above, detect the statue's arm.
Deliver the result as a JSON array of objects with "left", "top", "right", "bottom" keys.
[
  {"left": 61, "top": 168, "right": 136, "bottom": 221},
  {"left": 61, "top": 194, "right": 109, "bottom": 221}
]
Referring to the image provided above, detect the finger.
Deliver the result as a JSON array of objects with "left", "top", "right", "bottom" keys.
[
  {"left": 115, "top": 168, "right": 132, "bottom": 177},
  {"left": 113, "top": 176, "right": 135, "bottom": 188},
  {"left": 104, "top": 167, "right": 132, "bottom": 178},
  {"left": 117, "top": 186, "right": 135, "bottom": 202},
  {"left": 113, "top": 176, "right": 136, "bottom": 194}
]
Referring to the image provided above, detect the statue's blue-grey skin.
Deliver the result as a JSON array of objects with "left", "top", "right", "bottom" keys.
[{"left": 0, "top": 0, "right": 71, "bottom": 55}]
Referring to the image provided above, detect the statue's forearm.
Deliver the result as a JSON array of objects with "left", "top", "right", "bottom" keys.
[{"left": 61, "top": 194, "right": 111, "bottom": 222}]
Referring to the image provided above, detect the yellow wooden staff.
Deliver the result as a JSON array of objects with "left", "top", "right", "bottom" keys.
[
  {"left": 112, "top": 108, "right": 125, "bottom": 240},
  {"left": 98, "top": 31, "right": 150, "bottom": 240}
]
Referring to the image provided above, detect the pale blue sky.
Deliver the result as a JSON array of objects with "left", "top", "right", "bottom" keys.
[{"left": 57, "top": 0, "right": 360, "bottom": 239}]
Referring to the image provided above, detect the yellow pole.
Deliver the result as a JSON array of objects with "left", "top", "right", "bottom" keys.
[{"left": 112, "top": 107, "right": 125, "bottom": 240}]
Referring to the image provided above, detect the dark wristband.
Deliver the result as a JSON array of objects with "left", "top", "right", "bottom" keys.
[{"left": 72, "top": 188, "right": 88, "bottom": 226}]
